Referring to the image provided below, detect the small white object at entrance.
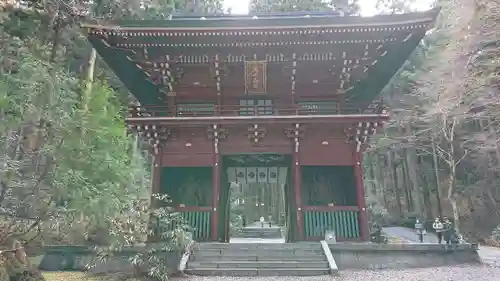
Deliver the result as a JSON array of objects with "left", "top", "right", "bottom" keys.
[{"left": 325, "top": 230, "right": 337, "bottom": 243}]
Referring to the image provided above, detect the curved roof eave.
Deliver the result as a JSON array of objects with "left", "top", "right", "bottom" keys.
[
  {"left": 82, "top": 8, "right": 440, "bottom": 30},
  {"left": 88, "top": 37, "right": 164, "bottom": 106}
]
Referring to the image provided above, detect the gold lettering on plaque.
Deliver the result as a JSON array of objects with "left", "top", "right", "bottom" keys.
[{"left": 244, "top": 60, "right": 267, "bottom": 94}]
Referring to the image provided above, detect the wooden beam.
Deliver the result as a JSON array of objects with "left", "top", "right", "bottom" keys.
[
  {"left": 126, "top": 114, "right": 389, "bottom": 126},
  {"left": 302, "top": 206, "right": 360, "bottom": 211}
]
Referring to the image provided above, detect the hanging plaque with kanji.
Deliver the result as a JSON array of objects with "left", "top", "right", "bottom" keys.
[{"left": 244, "top": 60, "right": 267, "bottom": 94}]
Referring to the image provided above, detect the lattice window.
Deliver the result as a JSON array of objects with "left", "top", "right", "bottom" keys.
[
  {"left": 297, "top": 101, "right": 339, "bottom": 115},
  {"left": 239, "top": 99, "right": 273, "bottom": 116},
  {"left": 177, "top": 103, "right": 214, "bottom": 116}
]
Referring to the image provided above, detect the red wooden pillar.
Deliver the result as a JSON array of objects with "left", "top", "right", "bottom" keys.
[
  {"left": 293, "top": 124, "right": 304, "bottom": 240},
  {"left": 211, "top": 125, "right": 220, "bottom": 241},
  {"left": 353, "top": 149, "right": 369, "bottom": 241}
]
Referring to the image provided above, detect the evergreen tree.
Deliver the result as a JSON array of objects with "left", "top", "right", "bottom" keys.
[{"left": 249, "top": 0, "right": 359, "bottom": 15}]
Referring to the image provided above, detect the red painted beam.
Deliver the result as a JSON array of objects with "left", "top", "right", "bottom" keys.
[
  {"left": 126, "top": 114, "right": 389, "bottom": 126},
  {"left": 211, "top": 155, "right": 220, "bottom": 241},
  {"left": 302, "top": 205, "right": 360, "bottom": 212},
  {"left": 293, "top": 152, "right": 304, "bottom": 240},
  {"left": 353, "top": 151, "right": 369, "bottom": 241}
]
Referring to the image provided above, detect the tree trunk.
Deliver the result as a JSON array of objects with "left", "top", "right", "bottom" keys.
[
  {"left": 366, "top": 154, "right": 377, "bottom": 197},
  {"left": 49, "top": 6, "right": 63, "bottom": 63},
  {"left": 391, "top": 158, "right": 403, "bottom": 215},
  {"left": 419, "top": 155, "right": 434, "bottom": 220},
  {"left": 447, "top": 117, "right": 460, "bottom": 234},
  {"left": 82, "top": 48, "right": 97, "bottom": 113},
  {"left": 401, "top": 156, "right": 412, "bottom": 213},
  {"left": 431, "top": 135, "right": 443, "bottom": 218},
  {"left": 405, "top": 146, "right": 424, "bottom": 217},
  {"left": 448, "top": 170, "right": 460, "bottom": 234}
]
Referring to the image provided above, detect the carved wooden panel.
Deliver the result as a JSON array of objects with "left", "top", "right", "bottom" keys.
[{"left": 220, "top": 124, "right": 292, "bottom": 155}]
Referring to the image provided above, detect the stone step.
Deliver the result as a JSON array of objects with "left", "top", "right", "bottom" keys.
[
  {"left": 198, "top": 242, "right": 319, "bottom": 249},
  {"left": 188, "top": 261, "right": 329, "bottom": 269},
  {"left": 236, "top": 231, "right": 282, "bottom": 238},
  {"left": 185, "top": 268, "right": 330, "bottom": 276},
  {"left": 234, "top": 233, "right": 281, "bottom": 236},
  {"left": 239, "top": 229, "right": 281, "bottom": 234},
  {"left": 240, "top": 229, "right": 280, "bottom": 232},
  {"left": 240, "top": 227, "right": 280, "bottom": 231},
  {"left": 193, "top": 248, "right": 324, "bottom": 256},
  {"left": 191, "top": 254, "right": 327, "bottom": 262}
]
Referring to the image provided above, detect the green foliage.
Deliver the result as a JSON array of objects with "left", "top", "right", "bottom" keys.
[
  {"left": 0, "top": 29, "right": 153, "bottom": 245},
  {"left": 52, "top": 82, "right": 153, "bottom": 243},
  {"left": 0, "top": 2, "right": 196, "bottom": 280},
  {"left": 249, "top": 0, "right": 359, "bottom": 14},
  {"left": 90, "top": 194, "right": 190, "bottom": 281}
]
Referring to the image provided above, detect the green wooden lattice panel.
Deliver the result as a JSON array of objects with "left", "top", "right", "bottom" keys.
[
  {"left": 177, "top": 103, "right": 214, "bottom": 116},
  {"left": 304, "top": 211, "right": 360, "bottom": 239},
  {"left": 181, "top": 211, "right": 211, "bottom": 241}
]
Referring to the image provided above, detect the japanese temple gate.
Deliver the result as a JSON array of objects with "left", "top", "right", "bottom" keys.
[{"left": 84, "top": 9, "right": 439, "bottom": 242}]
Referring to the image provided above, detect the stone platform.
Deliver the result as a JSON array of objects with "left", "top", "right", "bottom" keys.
[
  {"left": 328, "top": 243, "right": 481, "bottom": 270},
  {"left": 185, "top": 242, "right": 481, "bottom": 276},
  {"left": 233, "top": 222, "right": 283, "bottom": 239},
  {"left": 37, "top": 242, "right": 482, "bottom": 277}
]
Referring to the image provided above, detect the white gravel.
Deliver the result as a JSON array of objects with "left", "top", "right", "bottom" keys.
[{"left": 179, "top": 265, "right": 499, "bottom": 281}]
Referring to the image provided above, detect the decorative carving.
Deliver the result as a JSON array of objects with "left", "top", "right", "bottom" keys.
[
  {"left": 338, "top": 51, "right": 356, "bottom": 94},
  {"left": 247, "top": 124, "right": 266, "bottom": 144},
  {"left": 207, "top": 125, "right": 228, "bottom": 154},
  {"left": 128, "top": 124, "right": 170, "bottom": 154},
  {"left": 212, "top": 54, "right": 221, "bottom": 96},
  {"left": 344, "top": 122, "right": 382, "bottom": 152},
  {"left": 129, "top": 55, "right": 184, "bottom": 96},
  {"left": 89, "top": 23, "right": 429, "bottom": 46},
  {"left": 291, "top": 53, "right": 297, "bottom": 96},
  {"left": 226, "top": 154, "right": 285, "bottom": 165},
  {"left": 284, "top": 125, "right": 305, "bottom": 139},
  {"left": 128, "top": 103, "right": 152, "bottom": 117},
  {"left": 294, "top": 124, "right": 300, "bottom": 153},
  {"left": 284, "top": 124, "right": 304, "bottom": 153},
  {"left": 364, "top": 98, "right": 389, "bottom": 114},
  {"left": 206, "top": 125, "right": 228, "bottom": 140}
]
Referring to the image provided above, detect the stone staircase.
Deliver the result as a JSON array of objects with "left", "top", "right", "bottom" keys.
[
  {"left": 186, "top": 242, "right": 330, "bottom": 276},
  {"left": 236, "top": 226, "right": 282, "bottom": 239}
]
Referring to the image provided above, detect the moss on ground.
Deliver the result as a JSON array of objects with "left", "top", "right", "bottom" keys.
[
  {"left": 42, "top": 272, "right": 142, "bottom": 281},
  {"left": 42, "top": 272, "right": 93, "bottom": 281}
]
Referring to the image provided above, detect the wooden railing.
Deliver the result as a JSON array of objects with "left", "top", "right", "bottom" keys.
[
  {"left": 173, "top": 207, "right": 212, "bottom": 241},
  {"left": 302, "top": 206, "right": 361, "bottom": 241},
  {"left": 129, "top": 103, "right": 386, "bottom": 117}
]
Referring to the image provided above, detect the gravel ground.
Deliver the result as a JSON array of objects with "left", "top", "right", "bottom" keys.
[{"left": 180, "top": 265, "right": 499, "bottom": 281}]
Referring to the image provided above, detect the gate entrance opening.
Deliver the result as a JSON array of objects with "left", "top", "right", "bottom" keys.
[{"left": 228, "top": 167, "right": 288, "bottom": 242}]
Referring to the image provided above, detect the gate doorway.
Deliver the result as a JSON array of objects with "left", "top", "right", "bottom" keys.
[
  {"left": 228, "top": 167, "right": 287, "bottom": 241},
  {"left": 218, "top": 154, "right": 296, "bottom": 243}
]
